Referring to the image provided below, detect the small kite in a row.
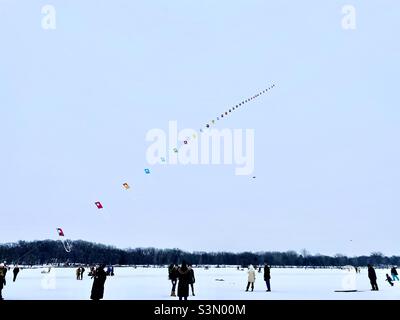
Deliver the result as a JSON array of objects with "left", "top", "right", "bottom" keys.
[
  {"left": 203, "top": 84, "right": 276, "bottom": 130},
  {"left": 94, "top": 169, "right": 152, "bottom": 210},
  {"left": 172, "top": 84, "right": 276, "bottom": 154}
]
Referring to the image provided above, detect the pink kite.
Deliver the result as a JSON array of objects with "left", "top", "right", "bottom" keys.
[{"left": 56, "top": 228, "right": 65, "bottom": 237}]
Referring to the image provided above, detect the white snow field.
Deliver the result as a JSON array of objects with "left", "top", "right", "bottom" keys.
[{"left": 3, "top": 266, "right": 400, "bottom": 300}]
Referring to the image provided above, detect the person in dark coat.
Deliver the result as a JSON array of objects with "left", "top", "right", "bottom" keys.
[
  {"left": 368, "top": 264, "right": 379, "bottom": 291},
  {"left": 0, "top": 263, "right": 6, "bottom": 300},
  {"left": 177, "top": 261, "right": 191, "bottom": 301},
  {"left": 80, "top": 266, "right": 85, "bottom": 280},
  {"left": 385, "top": 274, "right": 394, "bottom": 286},
  {"left": 264, "top": 263, "right": 271, "bottom": 292},
  {"left": 13, "top": 265, "right": 20, "bottom": 282},
  {"left": 391, "top": 266, "right": 399, "bottom": 281},
  {"left": 188, "top": 264, "right": 195, "bottom": 296},
  {"left": 168, "top": 263, "right": 178, "bottom": 297},
  {"left": 89, "top": 266, "right": 95, "bottom": 278},
  {"left": 90, "top": 265, "right": 107, "bottom": 300}
]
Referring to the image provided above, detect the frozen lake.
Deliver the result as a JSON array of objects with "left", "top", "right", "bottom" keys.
[{"left": 3, "top": 266, "right": 400, "bottom": 300}]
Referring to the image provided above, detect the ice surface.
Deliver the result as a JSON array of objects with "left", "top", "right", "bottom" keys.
[{"left": 3, "top": 266, "right": 400, "bottom": 300}]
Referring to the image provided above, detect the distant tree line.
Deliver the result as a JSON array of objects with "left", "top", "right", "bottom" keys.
[{"left": 0, "top": 240, "right": 399, "bottom": 267}]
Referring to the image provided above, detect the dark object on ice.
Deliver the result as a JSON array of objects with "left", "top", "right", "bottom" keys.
[
  {"left": 386, "top": 274, "right": 394, "bottom": 286},
  {"left": 106, "top": 265, "right": 114, "bottom": 276},
  {"left": 188, "top": 264, "right": 195, "bottom": 296},
  {"left": 0, "top": 263, "right": 6, "bottom": 300},
  {"left": 215, "top": 279, "right": 225, "bottom": 281},
  {"left": 168, "top": 264, "right": 178, "bottom": 297},
  {"left": 13, "top": 266, "right": 20, "bottom": 282},
  {"left": 368, "top": 264, "right": 379, "bottom": 291},
  {"left": 88, "top": 266, "right": 95, "bottom": 278},
  {"left": 264, "top": 263, "right": 271, "bottom": 292},
  {"left": 177, "top": 261, "right": 192, "bottom": 301},
  {"left": 391, "top": 267, "right": 399, "bottom": 281},
  {"left": 90, "top": 265, "right": 107, "bottom": 300},
  {"left": 334, "top": 290, "right": 359, "bottom": 292},
  {"left": 80, "top": 266, "right": 85, "bottom": 280}
]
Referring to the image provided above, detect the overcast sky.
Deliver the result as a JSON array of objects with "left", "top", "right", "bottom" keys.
[{"left": 1, "top": 0, "right": 399, "bottom": 256}]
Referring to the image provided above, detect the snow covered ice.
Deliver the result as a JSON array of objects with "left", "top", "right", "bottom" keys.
[{"left": 4, "top": 266, "right": 400, "bottom": 300}]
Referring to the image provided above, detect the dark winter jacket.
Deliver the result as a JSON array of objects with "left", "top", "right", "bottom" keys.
[
  {"left": 368, "top": 266, "right": 377, "bottom": 281},
  {"left": 177, "top": 267, "right": 192, "bottom": 298},
  {"left": 188, "top": 268, "right": 195, "bottom": 284},
  {"left": 13, "top": 267, "right": 20, "bottom": 275},
  {"left": 168, "top": 265, "right": 178, "bottom": 281},
  {"left": 391, "top": 267, "right": 398, "bottom": 276},
  {"left": 90, "top": 268, "right": 107, "bottom": 300},
  {"left": 264, "top": 265, "right": 271, "bottom": 281},
  {"left": 0, "top": 268, "right": 6, "bottom": 289}
]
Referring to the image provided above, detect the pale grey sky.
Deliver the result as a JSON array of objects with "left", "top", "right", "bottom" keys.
[{"left": 1, "top": 0, "right": 399, "bottom": 256}]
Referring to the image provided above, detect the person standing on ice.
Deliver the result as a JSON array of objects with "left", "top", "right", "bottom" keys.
[
  {"left": 168, "top": 263, "right": 179, "bottom": 297},
  {"left": 76, "top": 267, "right": 81, "bottom": 280},
  {"left": 264, "top": 263, "right": 271, "bottom": 292},
  {"left": 391, "top": 266, "right": 399, "bottom": 281},
  {"left": 90, "top": 265, "right": 107, "bottom": 300},
  {"left": 177, "top": 261, "right": 191, "bottom": 301},
  {"left": 0, "top": 263, "right": 6, "bottom": 300},
  {"left": 188, "top": 264, "right": 196, "bottom": 296},
  {"left": 12, "top": 265, "right": 20, "bottom": 282},
  {"left": 245, "top": 265, "right": 256, "bottom": 292},
  {"left": 368, "top": 264, "right": 379, "bottom": 291},
  {"left": 80, "top": 266, "right": 85, "bottom": 280}
]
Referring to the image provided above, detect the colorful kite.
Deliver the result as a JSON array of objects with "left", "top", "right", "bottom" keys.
[
  {"left": 144, "top": 168, "right": 151, "bottom": 174},
  {"left": 123, "top": 183, "right": 130, "bottom": 190},
  {"left": 56, "top": 228, "right": 72, "bottom": 252},
  {"left": 95, "top": 201, "right": 103, "bottom": 209},
  {"left": 56, "top": 228, "right": 64, "bottom": 237}
]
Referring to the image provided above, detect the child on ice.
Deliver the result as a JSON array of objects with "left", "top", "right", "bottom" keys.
[{"left": 385, "top": 274, "right": 394, "bottom": 286}]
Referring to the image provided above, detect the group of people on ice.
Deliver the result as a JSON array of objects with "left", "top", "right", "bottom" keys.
[
  {"left": 369, "top": 265, "right": 399, "bottom": 289},
  {"left": 76, "top": 265, "right": 114, "bottom": 281},
  {"left": 75, "top": 266, "right": 85, "bottom": 280},
  {"left": 0, "top": 262, "right": 399, "bottom": 300},
  {"left": 0, "top": 263, "right": 21, "bottom": 300},
  {"left": 245, "top": 263, "right": 272, "bottom": 292},
  {"left": 360, "top": 264, "right": 399, "bottom": 291},
  {"left": 168, "top": 262, "right": 196, "bottom": 300}
]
